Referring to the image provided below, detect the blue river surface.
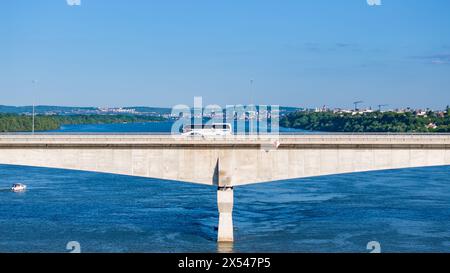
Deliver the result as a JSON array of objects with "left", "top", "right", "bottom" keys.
[{"left": 1, "top": 122, "right": 450, "bottom": 253}]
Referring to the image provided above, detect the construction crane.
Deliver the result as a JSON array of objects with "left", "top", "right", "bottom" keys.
[
  {"left": 353, "top": 101, "right": 364, "bottom": 111},
  {"left": 378, "top": 104, "right": 389, "bottom": 112}
]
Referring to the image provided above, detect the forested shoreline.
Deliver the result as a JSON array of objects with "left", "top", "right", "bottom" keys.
[
  {"left": 281, "top": 110, "right": 450, "bottom": 133},
  {"left": 0, "top": 114, "right": 166, "bottom": 132}
]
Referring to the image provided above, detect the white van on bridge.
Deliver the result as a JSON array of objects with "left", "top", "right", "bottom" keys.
[{"left": 182, "top": 123, "right": 232, "bottom": 137}]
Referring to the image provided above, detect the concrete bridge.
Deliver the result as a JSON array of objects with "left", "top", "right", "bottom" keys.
[{"left": 1, "top": 134, "right": 450, "bottom": 242}]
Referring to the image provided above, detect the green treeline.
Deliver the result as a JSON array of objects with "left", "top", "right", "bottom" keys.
[
  {"left": 281, "top": 110, "right": 450, "bottom": 133},
  {"left": 0, "top": 114, "right": 166, "bottom": 132}
]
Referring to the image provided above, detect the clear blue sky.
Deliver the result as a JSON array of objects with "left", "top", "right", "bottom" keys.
[{"left": 1, "top": 0, "right": 450, "bottom": 109}]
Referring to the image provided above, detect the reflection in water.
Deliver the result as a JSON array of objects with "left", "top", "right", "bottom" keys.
[{"left": 217, "top": 242, "right": 234, "bottom": 253}]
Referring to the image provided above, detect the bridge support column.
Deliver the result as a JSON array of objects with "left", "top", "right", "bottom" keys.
[{"left": 217, "top": 186, "right": 234, "bottom": 242}]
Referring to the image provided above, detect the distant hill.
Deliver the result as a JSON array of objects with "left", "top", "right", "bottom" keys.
[
  {"left": 122, "top": 106, "right": 172, "bottom": 114},
  {"left": 0, "top": 105, "right": 97, "bottom": 114},
  {"left": 0, "top": 105, "right": 301, "bottom": 115}
]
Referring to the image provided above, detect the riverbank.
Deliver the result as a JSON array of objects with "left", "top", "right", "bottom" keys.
[
  {"left": 281, "top": 111, "right": 450, "bottom": 133},
  {"left": 0, "top": 114, "right": 166, "bottom": 132}
]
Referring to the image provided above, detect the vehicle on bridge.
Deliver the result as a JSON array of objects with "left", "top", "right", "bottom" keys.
[{"left": 182, "top": 123, "right": 232, "bottom": 137}]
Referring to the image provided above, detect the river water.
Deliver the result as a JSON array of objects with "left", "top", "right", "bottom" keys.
[{"left": 1, "top": 122, "right": 450, "bottom": 253}]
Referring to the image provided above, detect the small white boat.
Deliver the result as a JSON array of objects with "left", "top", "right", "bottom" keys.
[{"left": 11, "top": 183, "right": 27, "bottom": 192}]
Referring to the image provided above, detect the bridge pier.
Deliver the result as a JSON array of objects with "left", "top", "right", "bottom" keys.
[{"left": 217, "top": 186, "right": 234, "bottom": 242}]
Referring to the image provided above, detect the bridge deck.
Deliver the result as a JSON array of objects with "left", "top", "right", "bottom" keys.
[
  {"left": 0, "top": 134, "right": 449, "bottom": 187},
  {"left": 0, "top": 134, "right": 449, "bottom": 148}
]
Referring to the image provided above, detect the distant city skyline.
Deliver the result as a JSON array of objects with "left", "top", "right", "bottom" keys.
[
  {"left": 1, "top": 104, "right": 447, "bottom": 112},
  {"left": 1, "top": 1, "right": 450, "bottom": 109}
]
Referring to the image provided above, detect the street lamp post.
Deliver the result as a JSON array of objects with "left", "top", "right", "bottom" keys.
[
  {"left": 32, "top": 104, "right": 35, "bottom": 134},
  {"left": 31, "top": 80, "right": 37, "bottom": 135},
  {"left": 250, "top": 79, "right": 254, "bottom": 135}
]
